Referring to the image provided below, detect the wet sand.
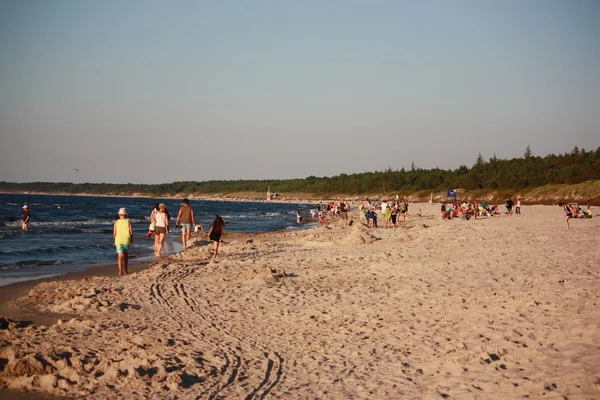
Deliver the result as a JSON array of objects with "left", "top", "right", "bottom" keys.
[
  {"left": 0, "top": 262, "right": 153, "bottom": 327},
  {"left": 1, "top": 204, "right": 599, "bottom": 399}
]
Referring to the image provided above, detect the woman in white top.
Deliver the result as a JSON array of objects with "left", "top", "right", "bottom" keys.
[{"left": 152, "top": 203, "right": 169, "bottom": 256}]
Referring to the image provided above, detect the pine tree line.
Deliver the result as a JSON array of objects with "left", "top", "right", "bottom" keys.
[{"left": 1, "top": 146, "right": 598, "bottom": 197}]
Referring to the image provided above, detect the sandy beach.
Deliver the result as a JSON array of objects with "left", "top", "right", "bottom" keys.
[{"left": 1, "top": 204, "right": 599, "bottom": 399}]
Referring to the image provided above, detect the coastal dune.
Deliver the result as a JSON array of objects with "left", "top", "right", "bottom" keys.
[{"left": 1, "top": 204, "right": 599, "bottom": 399}]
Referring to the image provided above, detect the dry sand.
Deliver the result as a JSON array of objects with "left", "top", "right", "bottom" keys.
[{"left": 1, "top": 204, "right": 599, "bottom": 399}]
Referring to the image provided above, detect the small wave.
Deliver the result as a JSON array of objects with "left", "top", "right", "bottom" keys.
[
  {"left": 1, "top": 259, "right": 63, "bottom": 270},
  {"left": 30, "top": 219, "right": 112, "bottom": 227},
  {"left": 80, "top": 229, "right": 114, "bottom": 234},
  {"left": 0, "top": 243, "right": 114, "bottom": 257},
  {"left": 0, "top": 274, "right": 63, "bottom": 287}
]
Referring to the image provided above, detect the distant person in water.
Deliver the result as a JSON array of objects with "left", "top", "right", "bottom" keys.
[
  {"left": 113, "top": 207, "right": 133, "bottom": 275},
  {"left": 296, "top": 210, "right": 304, "bottom": 223},
  {"left": 21, "top": 205, "right": 30, "bottom": 231},
  {"left": 207, "top": 215, "right": 225, "bottom": 258},
  {"left": 175, "top": 198, "right": 196, "bottom": 250},
  {"left": 152, "top": 203, "right": 169, "bottom": 256}
]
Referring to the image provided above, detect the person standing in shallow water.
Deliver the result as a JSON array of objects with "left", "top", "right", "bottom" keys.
[
  {"left": 21, "top": 205, "right": 30, "bottom": 231},
  {"left": 207, "top": 215, "right": 225, "bottom": 258},
  {"left": 152, "top": 203, "right": 169, "bottom": 256},
  {"left": 113, "top": 207, "right": 133, "bottom": 275},
  {"left": 175, "top": 198, "right": 196, "bottom": 250}
]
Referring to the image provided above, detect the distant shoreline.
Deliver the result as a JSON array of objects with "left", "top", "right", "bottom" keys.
[
  {"left": 2, "top": 180, "right": 599, "bottom": 206},
  {"left": 0, "top": 191, "right": 321, "bottom": 205}
]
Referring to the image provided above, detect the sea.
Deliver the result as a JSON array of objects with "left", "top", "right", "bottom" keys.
[{"left": 0, "top": 193, "right": 318, "bottom": 286}]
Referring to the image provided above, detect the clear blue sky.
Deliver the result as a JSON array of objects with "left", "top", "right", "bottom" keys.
[{"left": 1, "top": 0, "right": 598, "bottom": 184}]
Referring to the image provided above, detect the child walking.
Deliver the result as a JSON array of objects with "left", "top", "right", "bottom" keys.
[
  {"left": 207, "top": 215, "right": 225, "bottom": 258},
  {"left": 114, "top": 207, "right": 133, "bottom": 275}
]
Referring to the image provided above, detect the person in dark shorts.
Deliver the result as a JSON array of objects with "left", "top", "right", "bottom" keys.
[
  {"left": 339, "top": 200, "right": 349, "bottom": 226},
  {"left": 207, "top": 215, "right": 225, "bottom": 258},
  {"left": 391, "top": 203, "right": 399, "bottom": 226},
  {"left": 152, "top": 203, "right": 169, "bottom": 257},
  {"left": 21, "top": 205, "right": 31, "bottom": 231},
  {"left": 401, "top": 198, "right": 408, "bottom": 221}
]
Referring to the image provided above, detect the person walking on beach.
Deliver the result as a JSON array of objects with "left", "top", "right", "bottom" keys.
[
  {"left": 401, "top": 198, "right": 409, "bottom": 221},
  {"left": 152, "top": 203, "right": 169, "bottom": 256},
  {"left": 384, "top": 203, "right": 392, "bottom": 228},
  {"left": 113, "top": 207, "right": 133, "bottom": 275},
  {"left": 207, "top": 215, "right": 225, "bottom": 258},
  {"left": 391, "top": 203, "right": 399, "bottom": 227},
  {"left": 339, "top": 200, "right": 349, "bottom": 226},
  {"left": 175, "top": 198, "right": 196, "bottom": 250},
  {"left": 515, "top": 197, "right": 522, "bottom": 215},
  {"left": 505, "top": 198, "right": 514, "bottom": 216},
  {"left": 21, "top": 205, "right": 30, "bottom": 231}
]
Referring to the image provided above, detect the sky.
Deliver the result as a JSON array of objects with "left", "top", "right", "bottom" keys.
[{"left": 0, "top": 0, "right": 599, "bottom": 184}]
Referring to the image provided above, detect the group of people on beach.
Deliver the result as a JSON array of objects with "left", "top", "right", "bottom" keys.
[
  {"left": 560, "top": 202, "right": 593, "bottom": 229},
  {"left": 297, "top": 201, "right": 351, "bottom": 225},
  {"left": 113, "top": 199, "right": 225, "bottom": 275},
  {"left": 17, "top": 194, "right": 594, "bottom": 278},
  {"left": 358, "top": 198, "right": 411, "bottom": 228},
  {"left": 298, "top": 197, "right": 413, "bottom": 228},
  {"left": 439, "top": 198, "right": 522, "bottom": 220}
]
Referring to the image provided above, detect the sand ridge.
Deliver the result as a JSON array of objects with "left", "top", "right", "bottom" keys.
[{"left": 1, "top": 204, "right": 599, "bottom": 399}]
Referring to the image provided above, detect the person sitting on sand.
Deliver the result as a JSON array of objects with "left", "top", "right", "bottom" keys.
[
  {"left": 207, "top": 215, "right": 225, "bottom": 258},
  {"left": 113, "top": 207, "right": 133, "bottom": 275}
]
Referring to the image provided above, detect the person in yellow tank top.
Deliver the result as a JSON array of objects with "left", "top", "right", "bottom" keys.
[{"left": 113, "top": 208, "right": 133, "bottom": 275}]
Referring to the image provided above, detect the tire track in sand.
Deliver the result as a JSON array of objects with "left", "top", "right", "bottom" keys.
[{"left": 150, "top": 262, "right": 284, "bottom": 399}]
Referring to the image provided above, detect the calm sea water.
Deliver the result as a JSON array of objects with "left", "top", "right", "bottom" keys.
[{"left": 0, "top": 194, "right": 317, "bottom": 286}]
